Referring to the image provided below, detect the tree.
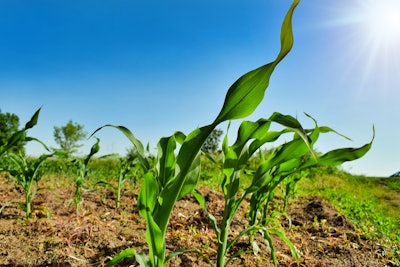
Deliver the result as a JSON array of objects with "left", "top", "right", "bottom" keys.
[
  {"left": 201, "top": 128, "right": 223, "bottom": 154},
  {"left": 0, "top": 110, "right": 23, "bottom": 153},
  {"left": 53, "top": 120, "right": 87, "bottom": 156}
]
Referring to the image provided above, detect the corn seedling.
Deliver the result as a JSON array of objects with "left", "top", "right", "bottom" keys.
[
  {"left": 0, "top": 149, "right": 58, "bottom": 218},
  {"left": 0, "top": 107, "right": 59, "bottom": 218},
  {"left": 281, "top": 169, "right": 310, "bottom": 212},
  {"left": 99, "top": 1, "right": 300, "bottom": 266},
  {"left": 97, "top": 152, "right": 140, "bottom": 208},
  {"left": 115, "top": 155, "right": 138, "bottom": 208},
  {"left": 69, "top": 137, "right": 100, "bottom": 212}
]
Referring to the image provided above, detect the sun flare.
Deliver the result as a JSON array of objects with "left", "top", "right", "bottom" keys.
[
  {"left": 330, "top": 0, "right": 400, "bottom": 92},
  {"left": 360, "top": 0, "right": 400, "bottom": 47}
]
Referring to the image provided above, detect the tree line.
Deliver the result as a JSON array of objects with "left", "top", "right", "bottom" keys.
[{"left": 0, "top": 110, "right": 223, "bottom": 157}]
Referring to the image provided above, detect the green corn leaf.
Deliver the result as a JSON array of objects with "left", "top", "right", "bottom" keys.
[
  {"left": 269, "top": 112, "right": 302, "bottom": 129},
  {"left": 269, "top": 228, "right": 299, "bottom": 264},
  {"left": 317, "top": 126, "right": 351, "bottom": 140},
  {"left": 24, "top": 107, "right": 41, "bottom": 129},
  {"left": 261, "top": 228, "right": 277, "bottom": 266},
  {"left": 227, "top": 225, "right": 262, "bottom": 251},
  {"left": 269, "top": 112, "right": 313, "bottom": 153},
  {"left": 135, "top": 252, "right": 151, "bottom": 267},
  {"left": 173, "top": 131, "right": 186, "bottom": 144},
  {"left": 138, "top": 173, "right": 159, "bottom": 218},
  {"left": 245, "top": 172, "right": 271, "bottom": 194},
  {"left": 276, "top": 158, "right": 303, "bottom": 175},
  {"left": 25, "top": 137, "right": 51, "bottom": 152},
  {"left": 265, "top": 138, "right": 309, "bottom": 172},
  {"left": 154, "top": 124, "right": 215, "bottom": 234},
  {"left": 230, "top": 120, "right": 272, "bottom": 169},
  {"left": 214, "top": 0, "right": 299, "bottom": 124},
  {"left": 317, "top": 126, "right": 374, "bottom": 167},
  {"left": 232, "top": 120, "right": 271, "bottom": 151},
  {"left": 303, "top": 114, "right": 320, "bottom": 146},
  {"left": 177, "top": 151, "right": 201, "bottom": 200},
  {"left": 319, "top": 143, "right": 373, "bottom": 167},
  {"left": 156, "top": 136, "right": 177, "bottom": 188},
  {"left": 248, "top": 135, "right": 310, "bottom": 192},
  {"left": 248, "top": 131, "right": 282, "bottom": 156},
  {"left": 104, "top": 248, "right": 135, "bottom": 267},
  {"left": 146, "top": 215, "right": 165, "bottom": 267},
  {"left": 91, "top": 125, "right": 149, "bottom": 171},
  {"left": 222, "top": 148, "right": 238, "bottom": 196},
  {"left": 84, "top": 137, "right": 100, "bottom": 166},
  {"left": 304, "top": 112, "right": 351, "bottom": 143},
  {"left": 139, "top": 174, "right": 165, "bottom": 266}
]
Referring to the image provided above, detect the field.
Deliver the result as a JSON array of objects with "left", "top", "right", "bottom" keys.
[
  {"left": 0, "top": 160, "right": 399, "bottom": 267},
  {"left": 1, "top": 5, "right": 398, "bottom": 265}
]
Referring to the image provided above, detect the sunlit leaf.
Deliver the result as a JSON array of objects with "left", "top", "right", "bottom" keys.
[
  {"left": 104, "top": 248, "right": 135, "bottom": 267},
  {"left": 214, "top": 0, "right": 299, "bottom": 123}
]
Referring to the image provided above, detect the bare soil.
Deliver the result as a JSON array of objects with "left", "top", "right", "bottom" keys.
[{"left": 0, "top": 175, "right": 397, "bottom": 266}]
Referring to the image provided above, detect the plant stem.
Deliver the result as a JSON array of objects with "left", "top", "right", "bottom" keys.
[
  {"left": 25, "top": 183, "right": 32, "bottom": 218},
  {"left": 116, "top": 176, "right": 122, "bottom": 208},
  {"left": 217, "top": 205, "right": 231, "bottom": 267}
]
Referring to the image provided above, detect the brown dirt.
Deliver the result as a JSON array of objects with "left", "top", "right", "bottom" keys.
[{"left": 0, "top": 175, "right": 397, "bottom": 267}]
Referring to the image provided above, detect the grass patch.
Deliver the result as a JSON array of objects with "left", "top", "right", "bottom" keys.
[{"left": 297, "top": 168, "right": 400, "bottom": 261}]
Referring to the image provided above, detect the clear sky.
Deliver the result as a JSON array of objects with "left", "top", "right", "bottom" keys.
[{"left": 1, "top": 0, "right": 400, "bottom": 177}]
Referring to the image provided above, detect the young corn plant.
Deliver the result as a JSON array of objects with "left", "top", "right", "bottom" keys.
[
  {"left": 97, "top": 153, "right": 140, "bottom": 209},
  {"left": 281, "top": 169, "right": 310, "bottom": 212},
  {"left": 0, "top": 150, "right": 57, "bottom": 218},
  {"left": 115, "top": 155, "right": 138, "bottom": 208},
  {"left": 0, "top": 107, "right": 58, "bottom": 218},
  {"left": 69, "top": 137, "right": 100, "bottom": 212},
  {"left": 193, "top": 113, "right": 373, "bottom": 266},
  {"left": 100, "top": 1, "right": 300, "bottom": 266}
]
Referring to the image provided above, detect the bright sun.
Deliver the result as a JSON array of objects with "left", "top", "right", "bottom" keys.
[
  {"left": 359, "top": 0, "right": 400, "bottom": 47},
  {"left": 333, "top": 0, "right": 400, "bottom": 89}
]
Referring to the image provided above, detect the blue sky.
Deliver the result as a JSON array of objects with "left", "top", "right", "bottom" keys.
[{"left": 1, "top": 0, "right": 400, "bottom": 177}]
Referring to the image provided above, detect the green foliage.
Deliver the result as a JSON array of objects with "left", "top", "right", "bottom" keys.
[
  {"left": 194, "top": 113, "right": 373, "bottom": 266},
  {"left": 297, "top": 171, "right": 400, "bottom": 264},
  {"left": 0, "top": 107, "right": 55, "bottom": 218},
  {"left": 0, "top": 148, "right": 57, "bottom": 218},
  {"left": 386, "top": 178, "right": 400, "bottom": 192},
  {"left": 96, "top": 152, "right": 141, "bottom": 208},
  {"left": 69, "top": 137, "right": 100, "bottom": 212},
  {"left": 298, "top": 173, "right": 400, "bottom": 245},
  {"left": 53, "top": 120, "right": 87, "bottom": 156}
]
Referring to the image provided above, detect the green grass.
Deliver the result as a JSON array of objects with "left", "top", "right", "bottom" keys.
[
  {"left": 297, "top": 168, "right": 400, "bottom": 258},
  {"left": 383, "top": 177, "right": 400, "bottom": 192}
]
